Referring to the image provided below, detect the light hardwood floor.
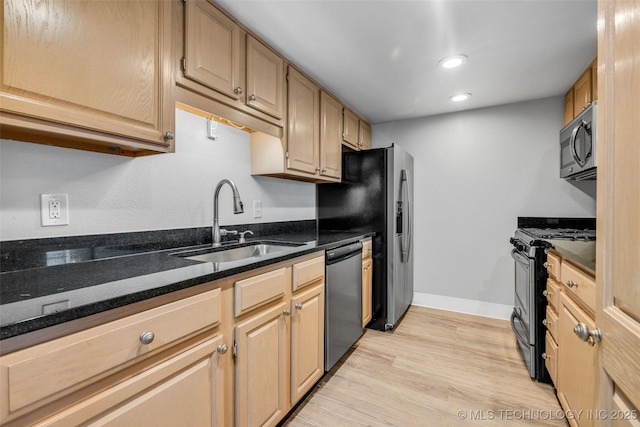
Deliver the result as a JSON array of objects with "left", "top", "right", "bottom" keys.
[{"left": 283, "top": 306, "right": 567, "bottom": 427}]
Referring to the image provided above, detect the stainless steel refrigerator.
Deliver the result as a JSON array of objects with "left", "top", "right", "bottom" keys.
[{"left": 318, "top": 143, "right": 414, "bottom": 331}]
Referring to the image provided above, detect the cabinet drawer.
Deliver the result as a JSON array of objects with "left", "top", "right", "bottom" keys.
[
  {"left": 362, "top": 239, "right": 372, "bottom": 259},
  {"left": 544, "top": 331, "right": 558, "bottom": 386},
  {"left": 235, "top": 267, "right": 287, "bottom": 317},
  {"left": 545, "top": 305, "right": 559, "bottom": 342},
  {"left": 0, "top": 288, "right": 221, "bottom": 421},
  {"left": 561, "top": 262, "right": 596, "bottom": 311},
  {"left": 35, "top": 336, "right": 224, "bottom": 427},
  {"left": 292, "top": 256, "right": 324, "bottom": 292},
  {"left": 545, "top": 279, "right": 561, "bottom": 312},
  {"left": 545, "top": 251, "right": 561, "bottom": 281}
]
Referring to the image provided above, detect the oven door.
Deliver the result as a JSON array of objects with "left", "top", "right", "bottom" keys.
[{"left": 511, "top": 248, "right": 537, "bottom": 377}]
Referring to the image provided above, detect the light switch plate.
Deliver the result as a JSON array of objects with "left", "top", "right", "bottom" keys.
[
  {"left": 41, "top": 193, "right": 69, "bottom": 226},
  {"left": 253, "top": 200, "right": 262, "bottom": 218}
]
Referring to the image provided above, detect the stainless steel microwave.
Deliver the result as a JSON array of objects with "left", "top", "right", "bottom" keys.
[{"left": 560, "top": 102, "right": 597, "bottom": 180}]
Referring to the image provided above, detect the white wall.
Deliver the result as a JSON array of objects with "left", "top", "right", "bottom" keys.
[
  {"left": 0, "top": 108, "right": 316, "bottom": 240},
  {"left": 373, "top": 96, "right": 596, "bottom": 313}
]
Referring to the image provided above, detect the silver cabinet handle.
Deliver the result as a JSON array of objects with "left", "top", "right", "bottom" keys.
[
  {"left": 164, "top": 131, "right": 174, "bottom": 141},
  {"left": 543, "top": 262, "right": 553, "bottom": 269},
  {"left": 139, "top": 331, "right": 155, "bottom": 345},
  {"left": 321, "top": 168, "right": 327, "bottom": 173},
  {"left": 295, "top": 303, "right": 303, "bottom": 310},
  {"left": 573, "top": 322, "right": 601, "bottom": 344},
  {"left": 248, "top": 94, "right": 256, "bottom": 101},
  {"left": 542, "top": 319, "right": 551, "bottom": 327},
  {"left": 566, "top": 280, "right": 578, "bottom": 288},
  {"left": 541, "top": 352, "right": 550, "bottom": 360},
  {"left": 283, "top": 309, "right": 291, "bottom": 316},
  {"left": 217, "top": 344, "right": 228, "bottom": 354},
  {"left": 234, "top": 87, "right": 243, "bottom": 94},
  {"left": 542, "top": 290, "right": 550, "bottom": 297}
]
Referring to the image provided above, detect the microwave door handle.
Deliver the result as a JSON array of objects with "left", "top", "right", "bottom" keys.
[{"left": 570, "top": 120, "right": 586, "bottom": 165}]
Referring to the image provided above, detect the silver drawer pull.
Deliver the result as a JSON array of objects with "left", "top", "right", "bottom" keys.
[
  {"left": 217, "top": 344, "right": 228, "bottom": 354},
  {"left": 283, "top": 309, "right": 292, "bottom": 316},
  {"left": 573, "top": 322, "right": 601, "bottom": 345},
  {"left": 295, "top": 303, "right": 303, "bottom": 310},
  {"left": 139, "top": 331, "right": 155, "bottom": 345},
  {"left": 542, "top": 352, "right": 551, "bottom": 360},
  {"left": 543, "top": 262, "right": 553, "bottom": 269},
  {"left": 542, "top": 290, "right": 552, "bottom": 297},
  {"left": 542, "top": 319, "right": 551, "bottom": 327},
  {"left": 566, "top": 280, "right": 578, "bottom": 288}
]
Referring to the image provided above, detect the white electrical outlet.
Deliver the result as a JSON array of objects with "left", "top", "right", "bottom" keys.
[
  {"left": 207, "top": 118, "right": 218, "bottom": 140},
  {"left": 41, "top": 193, "right": 69, "bottom": 226},
  {"left": 253, "top": 200, "right": 262, "bottom": 218}
]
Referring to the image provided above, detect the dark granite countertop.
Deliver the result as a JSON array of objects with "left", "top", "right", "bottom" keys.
[
  {"left": 547, "top": 239, "right": 596, "bottom": 275},
  {"left": 0, "top": 223, "right": 373, "bottom": 340}
]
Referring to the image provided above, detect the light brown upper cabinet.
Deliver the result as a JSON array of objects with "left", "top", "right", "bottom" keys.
[
  {"left": 246, "top": 36, "right": 285, "bottom": 119},
  {"left": 563, "top": 58, "right": 597, "bottom": 125},
  {"left": 319, "top": 91, "right": 343, "bottom": 180},
  {"left": 250, "top": 69, "right": 341, "bottom": 183},
  {"left": 342, "top": 108, "right": 360, "bottom": 150},
  {"left": 183, "top": 0, "right": 241, "bottom": 101},
  {"left": 286, "top": 67, "right": 321, "bottom": 177},
  {"left": 0, "top": 0, "right": 174, "bottom": 156},
  {"left": 359, "top": 121, "right": 372, "bottom": 150},
  {"left": 178, "top": 0, "right": 284, "bottom": 128},
  {"left": 342, "top": 107, "right": 371, "bottom": 151}
]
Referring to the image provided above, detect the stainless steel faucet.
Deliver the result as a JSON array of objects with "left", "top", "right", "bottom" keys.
[{"left": 212, "top": 179, "right": 244, "bottom": 246}]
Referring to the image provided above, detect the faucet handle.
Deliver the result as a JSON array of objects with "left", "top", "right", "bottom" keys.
[
  {"left": 219, "top": 229, "right": 238, "bottom": 237},
  {"left": 238, "top": 230, "right": 254, "bottom": 243}
]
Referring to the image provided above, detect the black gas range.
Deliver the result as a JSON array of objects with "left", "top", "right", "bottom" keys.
[{"left": 509, "top": 217, "right": 595, "bottom": 382}]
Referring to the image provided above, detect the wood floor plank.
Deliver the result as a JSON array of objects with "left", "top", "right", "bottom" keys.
[{"left": 283, "top": 306, "right": 566, "bottom": 427}]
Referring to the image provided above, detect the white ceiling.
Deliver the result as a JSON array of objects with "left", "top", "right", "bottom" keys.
[{"left": 216, "top": 0, "right": 597, "bottom": 125}]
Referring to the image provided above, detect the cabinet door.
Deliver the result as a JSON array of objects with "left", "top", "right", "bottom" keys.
[
  {"left": 1, "top": 0, "right": 173, "bottom": 148},
  {"left": 37, "top": 337, "right": 226, "bottom": 427},
  {"left": 362, "top": 257, "right": 373, "bottom": 327},
  {"left": 290, "top": 284, "right": 324, "bottom": 403},
  {"left": 246, "top": 36, "right": 284, "bottom": 119},
  {"left": 597, "top": 1, "right": 640, "bottom": 416},
  {"left": 557, "top": 293, "right": 596, "bottom": 427},
  {"left": 573, "top": 68, "right": 592, "bottom": 114},
  {"left": 564, "top": 89, "right": 575, "bottom": 125},
  {"left": 235, "top": 303, "right": 289, "bottom": 427},
  {"left": 286, "top": 67, "right": 320, "bottom": 176},
  {"left": 358, "top": 121, "right": 371, "bottom": 150},
  {"left": 342, "top": 108, "right": 360, "bottom": 149},
  {"left": 319, "top": 91, "right": 343, "bottom": 180},
  {"left": 184, "top": 0, "right": 241, "bottom": 100}
]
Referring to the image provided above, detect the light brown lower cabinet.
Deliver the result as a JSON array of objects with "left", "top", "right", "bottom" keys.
[
  {"left": 557, "top": 292, "right": 597, "bottom": 427},
  {"left": 362, "top": 239, "right": 373, "bottom": 327},
  {"left": 233, "top": 253, "right": 325, "bottom": 427},
  {"left": 36, "top": 336, "right": 226, "bottom": 427}
]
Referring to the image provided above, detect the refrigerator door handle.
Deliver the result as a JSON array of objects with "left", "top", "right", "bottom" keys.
[{"left": 400, "top": 169, "right": 412, "bottom": 263}]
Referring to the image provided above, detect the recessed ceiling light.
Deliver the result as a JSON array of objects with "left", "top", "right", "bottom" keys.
[
  {"left": 449, "top": 93, "right": 472, "bottom": 102},
  {"left": 438, "top": 55, "right": 468, "bottom": 69}
]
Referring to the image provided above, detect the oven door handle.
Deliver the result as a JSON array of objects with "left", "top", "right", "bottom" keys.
[
  {"left": 511, "top": 249, "right": 530, "bottom": 265},
  {"left": 510, "top": 309, "right": 530, "bottom": 346}
]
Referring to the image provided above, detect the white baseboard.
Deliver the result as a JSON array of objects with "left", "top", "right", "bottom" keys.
[{"left": 411, "top": 292, "right": 513, "bottom": 320}]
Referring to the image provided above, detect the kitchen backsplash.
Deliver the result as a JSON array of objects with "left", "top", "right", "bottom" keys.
[{"left": 0, "top": 108, "right": 316, "bottom": 241}]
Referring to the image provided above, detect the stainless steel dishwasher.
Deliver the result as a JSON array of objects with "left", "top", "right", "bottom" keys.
[{"left": 325, "top": 241, "right": 363, "bottom": 371}]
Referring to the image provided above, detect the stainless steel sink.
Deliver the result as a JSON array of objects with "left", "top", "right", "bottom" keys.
[{"left": 173, "top": 242, "right": 303, "bottom": 264}]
